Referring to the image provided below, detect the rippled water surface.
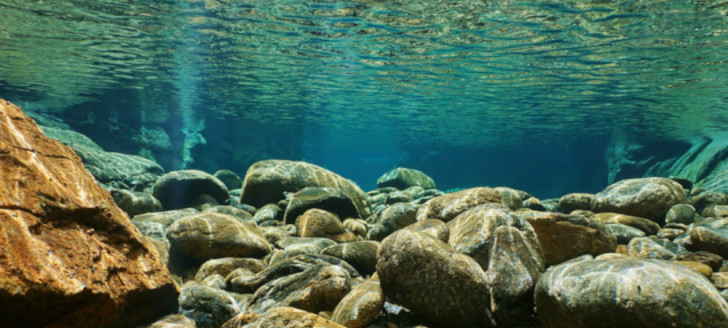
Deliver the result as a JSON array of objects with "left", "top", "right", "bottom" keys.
[{"left": 2, "top": 0, "right": 728, "bottom": 194}]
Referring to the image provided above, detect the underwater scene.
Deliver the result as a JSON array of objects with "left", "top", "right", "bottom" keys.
[{"left": 2, "top": 0, "right": 728, "bottom": 327}]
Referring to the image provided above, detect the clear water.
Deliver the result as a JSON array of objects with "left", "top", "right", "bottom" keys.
[{"left": 2, "top": 0, "right": 728, "bottom": 197}]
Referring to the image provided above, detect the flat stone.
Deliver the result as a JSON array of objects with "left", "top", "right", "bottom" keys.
[
  {"left": 535, "top": 258, "right": 728, "bottom": 328},
  {"left": 367, "top": 202, "right": 419, "bottom": 241},
  {"left": 589, "top": 212, "right": 660, "bottom": 235},
  {"left": 331, "top": 279, "right": 385, "bottom": 328},
  {"left": 110, "top": 188, "right": 162, "bottom": 217},
  {"left": 559, "top": 193, "right": 594, "bottom": 213},
  {"left": 416, "top": 187, "right": 503, "bottom": 222},
  {"left": 591, "top": 177, "right": 688, "bottom": 222},
  {"left": 0, "top": 99, "right": 177, "bottom": 328},
  {"left": 691, "top": 226, "right": 728, "bottom": 258},
  {"left": 223, "top": 307, "right": 346, "bottom": 328},
  {"left": 269, "top": 237, "right": 336, "bottom": 265},
  {"left": 194, "top": 258, "right": 266, "bottom": 282},
  {"left": 283, "top": 187, "right": 361, "bottom": 224},
  {"left": 166, "top": 212, "right": 271, "bottom": 261},
  {"left": 295, "top": 208, "right": 346, "bottom": 239},
  {"left": 376, "top": 229, "right": 495, "bottom": 328}
]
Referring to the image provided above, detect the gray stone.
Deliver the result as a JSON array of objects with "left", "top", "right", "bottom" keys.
[
  {"left": 367, "top": 202, "right": 419, "bottom": 241},
  {"left": 321, "top": 241, "right": 380, "bottom": 276},
  {"left": 202, "top": 205, "right": 254, "bottom": 223},
  {"left": 179, "top": 284, "right": 243, "bottom": 328},
  {"left": 109, "top": 188, "right": 162, "bottom": 217},
  {"left": 132, "top": 208, "right": 199, "bottom": 229},
  {"left": 214, "top": 169, "right": 243, "bottom": 191},
  {"left": 588, "top": 212, "right": 660, "bottom": 235},
  {"left": 627, "top": 237, "right": 677, "bottom": 260},
  {"left": 331, "top": 279, "right": 384, "bottom": 328},
  {"left": 666, "top": 203, "right": 696, "bottom": 224},
  {"left": 376, "top": 229, "right": 495, "bottom": 328},
  {"left": 559, "top": 193, "right": 594, "bottom": 213},
  {"left": 166, "top": 212, "right": 271, "bottom": 261},
  {"left": 153, "top": 170, "right": 230, "bottom": 210},
  {"left": 269, "top": 237, "right": 336, "bottom": 265},
  {"left": 590, "top": 177, "right": 688, "bottom": 221},
  {"left": 253, "top": 203, "right": 281, "bottom": 224},
  {"left": 223, "top": 306, "right": 345, "bottom": 328},
  {"left": 376, "top": 167, "right": 436, "bottom": 190},
  {"left": 283, "top": 187, "right": 361, "bottom": 224},
  {"left": 535, "top": 258, "right": 728, "bottom": 328},
  {"left": 601, "top": 223, "right": 645, "bottom": 244},
  {"left": 240, "top": 160, "right": 371, "bottom": 220},
  {"left": 447, "top": 205, "right": 544, "bottom": 326},
  {"left": 691, "top": 226, "right": 728, "bottom": 258},
  {"left": 194, "top": 257, "right": 266, "bottom": 283}
]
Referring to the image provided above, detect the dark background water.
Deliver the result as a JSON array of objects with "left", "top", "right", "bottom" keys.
[{"left": 2, "top": 0, "right": 728, "bottom": 198}]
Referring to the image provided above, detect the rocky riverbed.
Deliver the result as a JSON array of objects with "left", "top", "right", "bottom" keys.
[{"left": 3, "top": 99, "right": 728, "bottom": 328}]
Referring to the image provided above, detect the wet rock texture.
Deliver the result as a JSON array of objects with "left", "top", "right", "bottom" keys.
[
  {"left": 376, "top": 167, "right": 436, "bottom": 190},
  {"left": 591, "top": 177, "right": 688, "bottom": 221},
  {"left": 0, "top": 99, "right": 178, "bottom": 328},
  {"left": 535, "top": 258, "right": 728, "bottom": 328},
  {"left": 416, "top": 187, "right": 502, "bottom": 222}
]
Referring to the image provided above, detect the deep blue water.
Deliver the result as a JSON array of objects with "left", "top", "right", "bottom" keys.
[{"left": 2, "top": 0, "right": 728, "bottom": 198}]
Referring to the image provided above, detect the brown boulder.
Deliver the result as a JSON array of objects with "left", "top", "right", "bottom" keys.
[
  {"left": 0, "top": 99, "right": 178, "bottom": 328},
  {"left": 416, "top": 187, "right": 503, "bottom": 222}
]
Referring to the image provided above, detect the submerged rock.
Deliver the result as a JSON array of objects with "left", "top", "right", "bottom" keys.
[
  {"left": 153, "top": 170, "right": 230, "bottom": 210},
  {"left": 147, "top": 314, "right": 197, "bottom": 328},
  {"left": 321, "top": 241, "right": 380, "bottom": 276},
  {"left": 214, "top": 169, "right": 243, "bottom": 190},
  {"left": 535, "top": 258, "right": 728, "bottom": 328},
  {"left": 283, "top": 187, "right": 360, "bottom": 224},
  {"left": 240, "top": 160, "right": 370, "bottom": 219},
  {"left": 558, "top": 193, "right": 594, "bottom": 213},
  {"left": 179, "top": 284, "right": 243, "bottom": 328},
  {"left": 367, "top": 202, "right": 419, "bottom": 241},
  {"left": 590, "top": 177, "right": 688, "bottom": 222},
  {"left": 416, "top": 187, "right": 502, "bottom": 222},
  {"left": 0, "top": 100, "right": 178, "bottom": 328},
  {"left": 376, "top": 167, "right": 436, "bottom": 190},
  {"left": 223, "top": 306, "right": 345, "bottom": 328},
  {"left": 109, "top": 188, "right": 163, "bottom": 216},
  {"left": 331, "top": 278, "right": 385, "bottom": 328},
  {"left": 376, "top": 229, "right": 495, "bottom": 328}
]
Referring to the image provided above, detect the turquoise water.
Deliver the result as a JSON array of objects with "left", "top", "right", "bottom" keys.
[{"left": 2, "top": 0, "right": 728, "bottom": 196}]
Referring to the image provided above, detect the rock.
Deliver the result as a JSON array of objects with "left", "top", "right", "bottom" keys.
[
  {"left": 246, "top": 263, "right": 353, "bottom": 314},
  {"left": 166, "top": 212, "right": 271, "bottom": 261},
  {"left": 269, "top": 237, "right": 336, "bottom": 265},
  {"left": 343, "top": 218, "right": 367, "bottom": 237},
  {"left": 148, "top": 314, "right": 197, "bottom": 328},
  {"left": 321, "top": 241, "right": 380, "bottom": 276},
  {"left": 522, "top": 196, "right": 547, "bottom": 211},
  {"left": 558, "top": 193, "right": 594, "bottom": 213},
  {"left": 40, "top": 124, "right": 164, "bottom": 190},
  {"left": 153, "top": 170, "right": 230, "bottom": 210},
  {"left": 240, "top": 160, "right": 371, "bottom": 220},
  {"left": 658, "top": 227, "right": 686, "bottom": 240},
  {"left": 535, "top": 258, "right": 728, "bottom": 328},
  {"left": 376, "top": 230, "right": 495, "bottom": 328},
  {"left": 495, "top": 187, "right": 526, "bottom": 210},
  {"left": 227, "top": 254, "right": 359, "bottom": 294},
  {"left": 109, "top": 188, "right": 162, "bottom": 217},
  {"left": 223, "top": 307, "right": 346, "bottom": 328},
  {"left": 447, "top": 205, "right": 544, "bottom": 326},
  {"left": 295, "top": 208, "right": 347, "bottom": 239},
  {"left": 694, "top": 192, "right": 728, "bottom": 215},
  {"left": 202, "top": 205, "right": 254, "bottom": 223},
  {"left": 0, "top": 99, "right": 178, "bottom": 328},
  {"left": 376, "top": 167, "right": 436, "bottom": 190},
  {"left": 520, "top": 211, "right": 617, "bottom": 266},
  {"left": 676, "top": 251, "right": 724, "bottom": 271},
  {"left": 385, "top": 190, "right": 412, "bottom": 204},
  {"left": 627, "top": 237, "right": 677, "bottom": 260},
  {"left": 674, "top": 261, "right": 713, "bottom": 278},
  {"left": 199, "top": 274, "right": 227, "bottom": 289},
  {"left": 712, "top": 272, "right": 728, "bottom": 289},
  {"left": 590, "top": 177, "right": 688, "bottom": 222},
  {"left": 601, "top": 223, "right": 645, "bottom": 244},
  {"left": 132, "top": 208, "right": 199, "bottom": 229},
  {"left": 194, "top": 258, "right": 266, "bottom": 282},
  {"left": 691, "top": 226, "right": 728, "bottom": 258},
  {"left": 405, "top": 218, "right": 449, "bottom": 242},
  {"left": 367, "top": 202, "right": 419, "bottom": 241},
  {"left": 331, "top": 279, "right": 385, "bottom": 328},
  {"left": 179, "top": 284, "right": 242, "bottom": 328},
  {"left": 253, "top": 203, "right": 281, "bottom": 224},
  {"left": 283, "top": 187, "right": 361, "bottom": 224},
  {"left": 416, "top": 187, "right": 504, "bottom": 223},
  {"left": 588, "top": 212, "right": 660, "bottom": 235},
  {"left": 666, "top": 203, "right": 696, "bottom": 224},
  {"left": 214, "top": 169, "right": 243, "bottom": 190}
]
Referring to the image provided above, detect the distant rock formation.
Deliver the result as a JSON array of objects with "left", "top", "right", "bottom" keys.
[{"left": 0, "top": 99, "right": 178, "bottom": 328}]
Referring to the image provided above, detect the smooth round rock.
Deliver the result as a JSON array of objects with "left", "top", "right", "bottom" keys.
[
  {"left": 666, "top": 204, "right": 696, "bottom": 224},
  {"left": 535, "top": 258, "right": 728, "bottom": 328},
  {"left": 214, "top": 169, "right": 243, "bottom": 191},
  {"left": 367, "top": 202, "right": 419, "bottom": 241},
  {"left": 559, "top": 193, "right": 594, "bottom": 213},
  {"left": 223, "top": 306, "right": 345, "bottom": 328},
  {"left": 376, "top": 167, "right": 436, "bottom": 190},
  {"left": 166, "top": 212, "right": 272, "bottom": 260},
  {"left": 691, "top": 226, "right": 728, "bottom": 258},
  {"left": 416, "top": 187, "right": 502, "bottom": 222},
  {"left": 406, "top": 218, "right": 449, "bottom": 242},
  {"left": 589, "top": 212, "right": 660, "bottom": 235},
  {"left": 590, "top": 177, "right": 688, "bottom": 222},
  {"left": 376, "top": 229, "right": 495, "bottom": 328},
  {"left": 153, "top": 170, "right": 230, "bottom": 210},
  {"left": 331, "top": 279, "right": 384, "bottom": 328},
  {"left": 321, "top": 241, "right": 380, "bottom": 276},
  {"left": 194, "top": 258, "right": 266, "bottom": 282},
  {"left": 295, "top": 209, "right": 346, "bottom": 239},
  {"left": 110, "top": 188, "right": 162, "bottom": 217},
  {"left": 179, "top": 284, "right": 242, "bottom": 328}
]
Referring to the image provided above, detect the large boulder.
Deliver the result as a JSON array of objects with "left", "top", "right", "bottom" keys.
[
  {"left": 152, "top": 170, "right": 230, "bottom": 210},
  {"left": 376, "top": 167, "right": 436, "bottom": 190},
  {"left": 591, "top": 177, "right": 688, "bottom": 221},
  {"left": 240, "top": 160, "right": 370, "bottom": 219},
  {"left": 376, "top": 229, "right": 495, "bottom": 327},
  {"left": 0, "top": 100, "right": 178, "bottom": 328},
  {"left": 416, "top": 187, "right": 503, "bottom": 222},
  {"left": 535, "top": 258, "right": 728, "bottom": 328},
  {"left": 39, "top": 124, "right": 165, "bottom": 191}
]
